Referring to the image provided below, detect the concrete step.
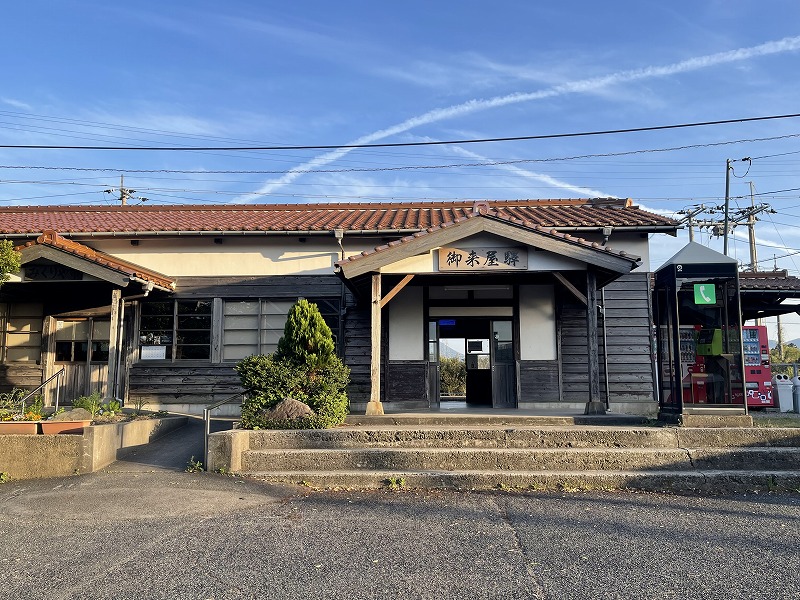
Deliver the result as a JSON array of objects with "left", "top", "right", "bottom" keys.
[
  {"left": 344, "top": 414, "right": 649, "bottom": 427},
  {"left": 241, "top": 447, "right": 800, "bottom": 473},
  {"left": 245, "top": 426, "right": 800, "bottom": 451},
  {"left": 244, "top": 469, "right": 800, "bottom": 493}
]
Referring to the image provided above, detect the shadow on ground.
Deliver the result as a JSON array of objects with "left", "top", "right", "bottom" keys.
[{"left": 105, "top": 417, "right": 208, "bottom": 472}]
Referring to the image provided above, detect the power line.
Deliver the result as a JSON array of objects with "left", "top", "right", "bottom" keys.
[
  {"left": 2, "top": 132, "right": 800, "bottom": 175},
  {"left": 1, "top": 113, "right": 799, "bottom": 151}
]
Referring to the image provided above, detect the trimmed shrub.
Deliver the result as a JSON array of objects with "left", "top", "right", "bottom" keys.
[
  {"left": 236, "top": 299, "right": 350, "bottom": 429},
  {"left": 274, "top": 298, "right": 335, "bottom": 368}
]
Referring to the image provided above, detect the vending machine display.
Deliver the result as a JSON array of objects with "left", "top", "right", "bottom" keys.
[
  {"left": 742, "top": 325, "right": 774, "bottom": 408},
  {"left": 676, "top": 325, "right": 771, "bottom": 407}
]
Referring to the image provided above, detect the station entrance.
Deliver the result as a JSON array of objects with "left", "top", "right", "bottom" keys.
[{"left": 427, "top": 317, "right": 515, "bottom": 409}]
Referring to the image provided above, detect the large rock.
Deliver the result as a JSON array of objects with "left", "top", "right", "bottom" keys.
[
  {"left": 51, "top": 408, "right": 93, "bottom": 421},
  {"left": 262, "top": 398, "right": 314, "bottom": 421}
]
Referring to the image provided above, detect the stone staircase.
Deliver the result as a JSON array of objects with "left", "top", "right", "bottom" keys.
[{"left": 208, "top": 415, "right": 800, "bottom": 492}]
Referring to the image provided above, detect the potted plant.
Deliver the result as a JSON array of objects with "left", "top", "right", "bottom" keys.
[
  {"left": 0, "top": 389, "right": 41, "bottom": 435},
  {"left": 40, "top": 392, "right": 100, "bottom": 434}
]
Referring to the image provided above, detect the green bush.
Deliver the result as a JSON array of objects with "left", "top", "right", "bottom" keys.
[
  {"left": 73, "top": 391, "right": 103, "bottom": 417},
  {"left": 0, "top": 240, "right": 21, "bottom": 288},
  {"left": 439, "top": 356, "right": 466, "bottom": 396},
  {"left": 236, "top": 299, "right": 350, "bottom": 430},
  {"left": 274, "top": 298, "right": 335, "bottom": 368}
]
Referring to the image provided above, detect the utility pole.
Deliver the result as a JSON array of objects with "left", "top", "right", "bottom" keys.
[
  {"left": 747, "top": 182, "right": 758, "bottom": 272},
  {"left": 119, "top": 175, "right": 131, "bottom": 206},
  {"left": 723, "top": 159, "right": 731, "bottom": 255},
  {"left": 775, "top": 255, "right": 784, "bottom": 360},
  {"left": 722, "top": 157, "right": 751, "bottom": 256},
  {"left": 676, "top": 204, "right": 707, "bottom": 242},
  {"left": 104, "top": 174, "right": 147, "bottom": 205}
]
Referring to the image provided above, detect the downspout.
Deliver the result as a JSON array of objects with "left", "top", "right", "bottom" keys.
[
  {"left": 600, "top": 288, "right": 610, "bottom": 410},
  {"left": 114, "top": 299, "right": 125, "bottom": 401},
  {"left": 601, "top": 227, "right": 613, "bottom": 410},
  {"left": 335, "top": 230, "right": 346, "bottom": 358}
]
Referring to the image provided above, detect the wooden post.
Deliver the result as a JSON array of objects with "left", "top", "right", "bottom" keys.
[
  {"left": 106, "top": 288, "right": 122, "bottom": 400},
  {"left": 366, "top": 273, "right": 385, "bottom": 415},
  {"left": 41, "top": 316, "right": 56, "bottom": 406},
  {"left": 584, "top": 269, "right": 605, "bottom": 415}
]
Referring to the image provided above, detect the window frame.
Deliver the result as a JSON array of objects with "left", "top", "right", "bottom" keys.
[
  {"left": 221, "top": 297, "right": 341, "bottom": 363},
  {"left": 138, "top": 299, "right": 213, "bottom": 362},
  {"left": 0, "top": 302, "right": 44, "bottom": 364}
]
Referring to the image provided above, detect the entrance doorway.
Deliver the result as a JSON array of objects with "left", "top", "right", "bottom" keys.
[{"left": 428, "top": 318, "right": 516, "bottom": 409}]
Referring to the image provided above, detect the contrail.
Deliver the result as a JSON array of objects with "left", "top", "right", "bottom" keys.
[
  {"left": 448, "top": 146, "right": 612, "bottom": 198},
  {"left": 236, "top": 35, "right": 800, "bottom": 203}
]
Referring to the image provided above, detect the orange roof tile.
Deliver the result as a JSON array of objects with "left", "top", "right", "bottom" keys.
[
  {"left": 336, "top": 209, "right": 640, "bottom": 271},
  {"left": 0, "top": 199, "right": 677, "bottom": 236},
  {"left": 16, "top": 231, "right": 175, "bottom": 290}
]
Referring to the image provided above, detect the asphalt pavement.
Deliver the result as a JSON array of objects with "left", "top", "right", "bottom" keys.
[
  {"left": 1, "top": 462, "right": 798, "bottom": 599},
  {"left": 3, "top": 419, "right": 800, "bottom": 599}
]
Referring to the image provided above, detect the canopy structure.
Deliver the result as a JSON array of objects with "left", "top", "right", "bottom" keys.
[{"left": 738, "top": 270, "right": 800, "bottom": 322}]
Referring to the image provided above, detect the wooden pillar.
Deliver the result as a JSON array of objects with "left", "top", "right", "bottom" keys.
[
  {"left": 41, "top": 316, "right": 57, "bottom": 406},
  {"left": 584, "top": 269, "right": 605, "bottom": 415},
  {"left": 366, "top": 273, "right": 385, "bottom": 415},
  {"left": 106, "top": 288, "right": 122, "bottom": 400}
]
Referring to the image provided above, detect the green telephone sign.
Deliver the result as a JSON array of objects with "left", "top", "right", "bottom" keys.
[{"left": 694, "top": 284, "right": 716, "bottom": 305}]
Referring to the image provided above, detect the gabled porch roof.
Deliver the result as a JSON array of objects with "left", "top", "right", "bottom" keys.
[
  {"left": 15, "top": 230, "right": 175, "bottom": 292},
  {"left": 335, "top": 208, "right": 641, "bottom": 283}
]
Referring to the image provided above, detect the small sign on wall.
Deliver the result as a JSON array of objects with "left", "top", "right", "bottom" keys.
[
  {"left": 140, "top": 345, "right": 167, "bottom": 360},
  {"left": 438, "top": 247, "right": 528, "bottom": 271}
]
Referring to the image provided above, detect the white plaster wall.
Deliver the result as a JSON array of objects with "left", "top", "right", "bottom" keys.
[
  {"left": 92, "top": 237, "right": 379, "bottom": 277},
  {"left": 519, "top": 284, "right": 557, "bottom": 360},
  {"left": 88, "top": 230, "right": 652, "bottom": 277},
  {"left": 388, "top": 286, "right": 424, "bottom": 360},
  {"left": 577, "top": 232, "right": 651, "bottom": 271}
]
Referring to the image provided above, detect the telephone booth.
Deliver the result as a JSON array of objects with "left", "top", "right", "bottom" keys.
[{"left": 653, "top": 242, "right": 747, "bottom": 418}]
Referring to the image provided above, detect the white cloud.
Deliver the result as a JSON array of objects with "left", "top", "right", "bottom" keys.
[
  {"left": 1, "top": 97, "right": 33, "bottom": 111},
  {"left": 236, "top": 35, "right": 800, "bottom": 203}
]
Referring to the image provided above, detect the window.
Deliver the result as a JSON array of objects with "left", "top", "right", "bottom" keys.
[
  {"left": 0, "top": 303, "right": 43, "bottom": 363},
  {"left": 55, "top": 319, "right": 110, "bottom": 363},
  {"left": 176, "top": 300, "right": 212, "bottom": 359},
  {"left": 139, "top": 300, "right": 212, "bottom": 361},
  {"left": 222, "top": 297, "right": 340, "bottom": 361}
]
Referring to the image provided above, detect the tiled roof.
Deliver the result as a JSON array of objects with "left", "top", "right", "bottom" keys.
[
  {"left": 16, "top": 231, "right": 175, "bottom": 290},
  {"left": 739, "top": 270, "right": 800, "bottom": 291},
  {"left": 336, "top": 209, "right": 640, "bottom": 272},
  {"left": 0, "top": 199, "right": 678, "bottom": 235}
]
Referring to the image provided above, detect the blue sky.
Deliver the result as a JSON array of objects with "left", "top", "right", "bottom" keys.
[{"left": 2, "top": 1, "right": 800, "bottom": 337}]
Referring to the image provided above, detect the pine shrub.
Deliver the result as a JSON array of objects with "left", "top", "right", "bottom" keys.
[{"left": 236, "top": 299, "right": 350, "bottom": 429}]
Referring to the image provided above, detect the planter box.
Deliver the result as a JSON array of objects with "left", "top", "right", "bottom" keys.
[
  {"left": 40, "top": 420, "right": 92, "bottom": 435},
  {"left": 0, "top": 421, "right": 39, "bottom": 435}
]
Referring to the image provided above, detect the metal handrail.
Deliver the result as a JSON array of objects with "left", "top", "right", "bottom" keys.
[
  {"left": 203, "top": 390, "right": 249, "bottom": 471},
  {"left": 19, "top": 368, "right": 66, "bottom": 415}
]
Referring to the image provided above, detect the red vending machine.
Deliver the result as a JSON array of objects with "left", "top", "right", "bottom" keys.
[{"left": 742, "top": 325, "right": 774, "bottom": 408}]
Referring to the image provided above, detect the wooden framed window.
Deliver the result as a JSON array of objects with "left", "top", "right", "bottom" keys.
[
  {"left": 139, "top": 300, "right": 212, "bottom": 361},
  {"left": 221, "top": 297, "right": 340, "bottom": 361},
  {"left": 0, "top": 303, "right": 44, "bottom": 363},
  {"left": 55, "top": 319, "right": 110, "bottom": 363}
]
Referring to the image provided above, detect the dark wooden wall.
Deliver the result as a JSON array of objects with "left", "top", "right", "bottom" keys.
[
  {"left": 0, "top": 364, "right": 43, "bottom": 393},
  {"left": 518, "top": 360, "right": 560, "bottom": 402},
  {"left": 342, "top": 298, "right": 372, "bottom": 403},
  {"left": 174, "top": 275, "right": 344, "bottom": 299},
  {"left": 386, "top": 361, "right": 427, "bottom": 404},
  {"left": 119, "top": 271, "right": 655, "bottom": 411},
  {"left": 125, "top": 274, "right": 378, "bottom": 409},
  {"left": 128, "top": 363, "right": 242, "bottom": 409},
  {"left": 560, "top": 272, "right": 655, "bottom": 404}
]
